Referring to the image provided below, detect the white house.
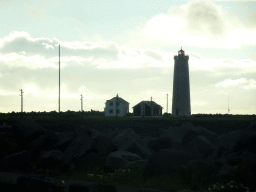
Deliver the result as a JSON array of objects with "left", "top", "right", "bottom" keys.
[{"left": 104, "top": 94, "right": 129, "bottom": 117}]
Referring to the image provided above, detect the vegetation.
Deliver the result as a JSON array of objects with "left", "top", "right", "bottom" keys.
[
  {"left": 0, "top": 111, "right": 255, "bottom": 125},
  {"left": 15, "top": 161, "right": 250, "bottom": 192}
]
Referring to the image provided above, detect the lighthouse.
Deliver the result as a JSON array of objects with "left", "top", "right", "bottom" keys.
[{"left": 172, "top": 47, "right": 191, "bottom": 116}]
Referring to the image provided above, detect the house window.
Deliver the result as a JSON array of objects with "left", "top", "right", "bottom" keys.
[
  {"left": 116, "top": 101, "right": 119, "bottom": 106},
  {"left": 116, "top": 109, "right": 120, "bottom": 114},
  {"left": 109, "top": 101, "right": 113, "bottom": 106},
  {"left": 109, "top": 109, "right": 113, "bottom": 114}
]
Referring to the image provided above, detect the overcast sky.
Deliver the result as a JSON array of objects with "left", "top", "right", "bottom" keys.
[{"left": 1, "top": 0, "right": 256, "bottom": 115}]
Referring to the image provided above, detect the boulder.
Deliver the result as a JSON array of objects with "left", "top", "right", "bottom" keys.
[
  {"left": 0, "top": 118, "right": 256, "bottom": 192},
  {"left": 16, "top": 176, "right": 62, "bottom": 192},
  {"left": 0, "top": 150, "right": 31, "bottom": 171},
  {"left": 38, "top": 150, "right": 65, "bottom": 169}
]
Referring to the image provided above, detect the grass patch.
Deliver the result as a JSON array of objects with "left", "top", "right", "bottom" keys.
[
  {"left": 1, "top": 114, "right": 255, "bottom": 125},
  {"left": 25, "top": 162, "right": 250, "bottom": 192},
  {"left": 7, "top": 155, "right": 251, "bottom": 192}
]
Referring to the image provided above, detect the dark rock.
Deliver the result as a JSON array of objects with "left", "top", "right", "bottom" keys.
[
  {"left": 0, "top": 119, "right": 256, "bottom": 192},
  {"left": 69, "top": 184, "right": 90, "bottom": 192},
  {"left": 147, "top": 137, "right": 172, "bottom": 152},
  {"left": 181, "top": 130, "right": 197, "bottom": 147},
  {"left": 0, "top": 150, "right": 31, "bottom": 171},
  {"left": 26, "top": 177, "right": 56, "bottom": 192}
]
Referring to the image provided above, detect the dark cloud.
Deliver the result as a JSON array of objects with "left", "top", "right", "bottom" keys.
[
  {"left": 0, "top": 32, "right": 120, "bottom": 61},
  {"left": 143, "top": 49, "right": 164, "bottom": 62},
  {"left": 0, "top": 32, "right": 58, "bottom": 58},
  {"left": 184, "top": 0, "right": 225, "bottom": 38}
]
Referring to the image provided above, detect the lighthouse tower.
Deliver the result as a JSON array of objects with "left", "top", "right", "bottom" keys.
[{"left": 172, "top": 47, "right": 191, "bottom": 116}]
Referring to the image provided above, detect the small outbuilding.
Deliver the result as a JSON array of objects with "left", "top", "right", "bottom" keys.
[
  {"left": 104, "top": 94, "right": 129, "bottom": 117},
  {"left": 132, "top": 101, "right": 163, "bottom": 117}
]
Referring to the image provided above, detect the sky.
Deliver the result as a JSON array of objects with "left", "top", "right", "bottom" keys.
[{"left": 1, "top": 0, "right": 256, "bottom": 115}]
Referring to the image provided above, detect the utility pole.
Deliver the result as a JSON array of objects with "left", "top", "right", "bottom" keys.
[
  {"left": 151, "top": 97, "right": 152, "bottom": 118},
  {"left": 167, "top": 94, "right": 168, "bottom": 114},
  {"left": 228, "top": 92, "right": 230, "bottom": 114},
  {"left": 116, "top": 93, "right": 118, "bottom": 121},
  {"left": 59, "top": 44, "right": 60, "bottom": 114},
  {"left": 19, "top": 89, "right": 24, "bottom": 118},
  {"left": 80, "top": 94, "right": 83, "bottom": 112}
]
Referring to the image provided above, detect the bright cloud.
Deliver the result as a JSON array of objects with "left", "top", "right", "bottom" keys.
[
  {"left": 142, "top": 0, "right": 256, "bottom": 48},
  {"left": 0, "top": 31, "right": 174, "bottom": 70},
  {"left": 192, "top": 101, "right": 208, "bottom": 106},
  {"left": 215, "top": 78, "right": 256, "bottom": 89}
]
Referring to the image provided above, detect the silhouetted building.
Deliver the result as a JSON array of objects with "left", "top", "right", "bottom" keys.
[{"left": 132, "top": 101, "right": 163, "bottom": 117}]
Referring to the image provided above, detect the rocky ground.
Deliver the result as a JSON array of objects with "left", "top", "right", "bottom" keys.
[
  {"left": 0, "top": 117, "right": 255, "bottom": 192},
  {"left": 38, "top": 118, "right": 251, "bottom": 136}
]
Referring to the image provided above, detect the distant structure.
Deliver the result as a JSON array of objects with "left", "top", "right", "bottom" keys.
[
  {"left": 19, "top": 89, "right": 24, "bottom": 118},
  {"left": 80, "top": 94, "right": 83, "bottom": 112},
  {"left": 172, "top": 47, "right": 191, "bottom": 116},
  {"left": 133, "top": 100, "right": 163, "bottom": 117},
  {"left": 58, "top": 45, "right": 60, "bottom": 113},
  {"left": 104, "top": 94, "right": 129, "bottom": 117}
]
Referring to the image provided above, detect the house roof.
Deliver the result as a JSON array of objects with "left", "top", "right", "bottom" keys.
[
  {"left": 132, "top": 100, "right": 163, "bottom": 108},
  {"left": 105, "top": 96, "right": 129, "bottom": 105}
]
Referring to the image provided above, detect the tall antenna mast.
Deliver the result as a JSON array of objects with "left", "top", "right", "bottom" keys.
[{"left": 59, "top": 44, "right": 60, "bottom": 114}]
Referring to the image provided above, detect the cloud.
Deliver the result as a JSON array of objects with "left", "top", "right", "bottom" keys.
[
  {"left": 234, "top": 0, "right": 256, "bottom": 29},
  {"left": 215, "top": 78, "right": 256, "bottom": 89},
  {"left": 143, "top": 49, "right": 164, "bottom": 62},
  {"left": 142, "top": 0, "right": 256, "bottom": 48},
  {"left": 184, "top": 0, "right": 226, "bottom": 38},
  {"left": 0, "top": 0, "right": 33, "bottom": 10},
  {"left": 143, "top": 14, "right": 186, "bottom": 44},
  {"left": 79, "top": 85, "right": 89, "bottom": 92},
  {"left": 1, "top": 31, "right": 256, "bottom": 74},
  {"left": 0, "top": 53, "right": 57, "bottom": 69},
  {"left": 187, "top": 52, "right": 204, "bottom": 60},
  {"left": 192, "top": 101, "right": 208, "bottom": 106},
  {"left": 27, "top": 0, "right": 59, "bottom": 20},
  {"left": 1, "top": 31, "right": 256, "bottom": 73},
  {"left": 0, "top": 31, "right": 59, "bottom": 58},
  {"left": 188, "top": 53, "right": 256, "bottom": 74}
]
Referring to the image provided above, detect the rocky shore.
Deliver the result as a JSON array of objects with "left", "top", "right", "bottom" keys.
[{"left": 0, "top": 118, "right": 255, "bottom": 192}]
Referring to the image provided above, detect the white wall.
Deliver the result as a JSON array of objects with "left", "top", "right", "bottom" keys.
[{"left": 104, "top": 98, "right": 129, "bottom": 117}]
